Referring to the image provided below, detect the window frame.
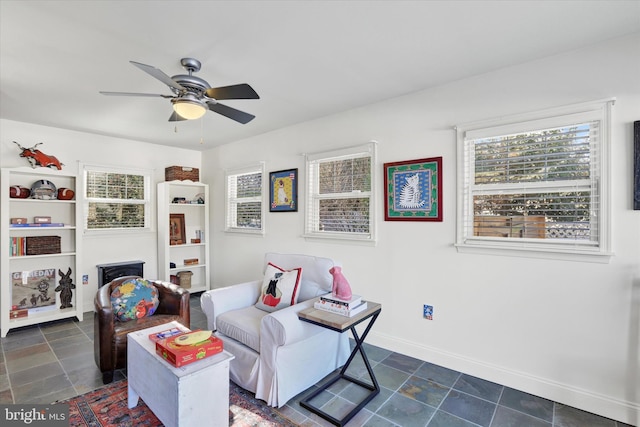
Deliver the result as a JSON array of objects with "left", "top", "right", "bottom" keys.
[
  {"left": 455, "top": 99, "right": 614, "bottom": 263},
  {"left": 82, "top": 163, "right": 153, "bottom": 234},
  {"left": 304, "top": 141, "right": 377, "bottom": 243},
  {"left": 224, "top": 162, "right": 265, "bottom": 235}
]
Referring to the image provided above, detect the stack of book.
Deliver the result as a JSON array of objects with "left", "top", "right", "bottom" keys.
[{"left": 314, "top": 294, "right": 368, "bottom": 317}]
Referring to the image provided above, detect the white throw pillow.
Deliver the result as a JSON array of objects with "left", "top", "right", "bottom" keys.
[{"left": 255, "top": 262, "right": 302, "bottom": 312}]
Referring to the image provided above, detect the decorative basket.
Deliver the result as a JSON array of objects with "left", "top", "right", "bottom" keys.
[
  {"left": 176, "top": 271, "right": 192, "bottom": 288},
  {"left": 165, "top": 166, "right": 199, "bottom": 182},
  {"left": 25, "top": 236, "right": 61, "bottom": 255}
]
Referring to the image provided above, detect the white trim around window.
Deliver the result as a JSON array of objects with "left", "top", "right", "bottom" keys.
[
  {"left": 224, "top": 162, "right": 265, "bottom": 235},
  {"left": 455, "top": 98, "right": 614, "bottom": 263},
  {"left": 304, "top": 141, "right": 377, "bottom": 243},
  {"left": 81, "top": 163, "right": 153, "bottom": 234}
]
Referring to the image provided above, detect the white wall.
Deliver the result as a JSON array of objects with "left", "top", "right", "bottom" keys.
[
  {"left": 202, "top": 33, "right": 640, "bottom": 424},
  {"left": 0, "top": 121, "right": 202, "bottom": 309}
]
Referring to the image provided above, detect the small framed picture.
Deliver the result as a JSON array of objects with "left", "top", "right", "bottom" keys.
[
  {"left": 384, "top": 157, "right": 443, "bottom": 221},
  {"left": 269, "top": 169, "right": 298, "bottom": 212},
  {"left": 169, "top": 213, "right": 186, "bottom": 245}
]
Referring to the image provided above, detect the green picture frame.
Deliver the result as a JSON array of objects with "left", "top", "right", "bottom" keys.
[{"left": 384, "top": 157, "right": 442, "bottom": 221}]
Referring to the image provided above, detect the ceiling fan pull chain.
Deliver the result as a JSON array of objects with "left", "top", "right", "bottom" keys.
[{"left": 200, "top": 117, "right": 204, "bottom": 144}]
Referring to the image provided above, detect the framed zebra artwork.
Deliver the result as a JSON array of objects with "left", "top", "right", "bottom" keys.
[{"left": 384, "top": 157, "right": 442, "bottom": 221}]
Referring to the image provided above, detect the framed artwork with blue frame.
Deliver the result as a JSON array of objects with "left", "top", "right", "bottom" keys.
[
  {"left": 384, "top": 157, "right": 442, "bottom": 221},
  {"left": 269, "top": 168, "right": 298, "bottom": 212}
]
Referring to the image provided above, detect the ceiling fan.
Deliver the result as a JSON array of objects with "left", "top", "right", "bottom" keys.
[{"left": 100, "top": 58, "right": 259, "bottom": 124}]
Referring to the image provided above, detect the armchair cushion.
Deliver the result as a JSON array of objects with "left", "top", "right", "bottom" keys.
[
  {"left": 110, "top": 278, "right": 159, "bottom": 321},
  {"left": 298, "top": 279, "right": 327, "bottom": 301},
  {"left": 217, "top": 306, "right": 266, "bottom": 352},
  {"left": 254, "top": 263, "right": 302, "bottom": 312}
]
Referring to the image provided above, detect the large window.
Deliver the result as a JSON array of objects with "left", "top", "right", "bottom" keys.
[
  {"left": 456, "top": 99, "right": 613, "bottom": 262},
  {"left": 83, "top": 165, "right": 151, "bottom": 231},
  {"left": 305, "top": 142, "right": 376, "bottom": 241},
  {"left": 225, "top": 163, "right": 265, "bottom": 233}
]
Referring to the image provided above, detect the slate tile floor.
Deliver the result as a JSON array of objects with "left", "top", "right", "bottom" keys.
[{"left": 0, "top": 294, "right": 633, "bottom": 427}]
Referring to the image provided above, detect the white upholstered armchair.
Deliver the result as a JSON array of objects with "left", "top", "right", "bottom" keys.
[{"left": 200, "top": 253, "right": 350, "bottom": 407}]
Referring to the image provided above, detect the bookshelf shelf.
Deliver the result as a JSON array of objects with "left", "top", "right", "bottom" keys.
[
  {"left": 157, "top": 181, "right": 210, "bottom": 294},
  {"left": 0, "top": 167, "right": 83, "bottom": 337}
]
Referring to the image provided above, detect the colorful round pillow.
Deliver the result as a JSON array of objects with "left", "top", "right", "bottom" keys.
[{"left": 110, "top": 278, "right": 159, "bottom": 321}]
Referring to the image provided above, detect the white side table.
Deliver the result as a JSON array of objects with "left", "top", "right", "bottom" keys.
[{"left": 127, "top": 321, "right": 235, "bottom": 427}]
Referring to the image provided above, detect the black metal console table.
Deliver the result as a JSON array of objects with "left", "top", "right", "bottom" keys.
[{"left": 298, "top": 300, "right": 382, "bottom": 427}]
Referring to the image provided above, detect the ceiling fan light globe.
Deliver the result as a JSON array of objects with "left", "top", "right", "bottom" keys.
[{"left": 172, "top": 99, "right": 207, "bottom": 120}]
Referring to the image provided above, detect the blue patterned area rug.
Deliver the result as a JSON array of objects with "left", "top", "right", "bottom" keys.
[{"left": 56, "top": 380, "right": 297, "bottom": 426}]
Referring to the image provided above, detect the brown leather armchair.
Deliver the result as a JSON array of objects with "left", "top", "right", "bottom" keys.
[{"left": 94, "top": 276, "right": 190, "bottom": 384}]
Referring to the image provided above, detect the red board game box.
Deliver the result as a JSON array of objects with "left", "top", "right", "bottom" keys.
[{"left": 156, "top": 333, "right": 223, "bottom": 367}]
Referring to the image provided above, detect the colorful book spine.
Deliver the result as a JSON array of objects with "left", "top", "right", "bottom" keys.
[
  {"left": 9, "top": 237, "right": 28, "bottom": 256},
  {"left": 314, "top": 300, "right": 368, "bottom": 317}
]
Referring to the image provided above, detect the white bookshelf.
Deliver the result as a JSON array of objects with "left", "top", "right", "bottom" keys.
[
  {"left": 0, "top": 167, "right": 83, "bottom": 337},
  {"left": 157, "top": 181, "right": 210, "bottom": 294}
]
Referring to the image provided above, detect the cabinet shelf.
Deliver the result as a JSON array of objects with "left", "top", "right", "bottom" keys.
[
  {"left": 170, "top": 242, "right": 205, "bottom": 248},
  {"left": 8, "top": 307, "right": 79, "bottom": 328},
  {"left": 1, "top": 167, "right": 83, "bottom": 337},
  {"left": 170, "top": 263, "right": 206, "bottom": 272},
  {"left": 158, "top": 181, "right": 210, "bottom": 294},
  {"left": 9, "top": 198, "right": 76, "bottom": 204},
  {"left": 10, "top": 226, "right": 76, "bottom": 231},
  {"left": 10, "top": 251, "right": 77, "bottom": 260}
]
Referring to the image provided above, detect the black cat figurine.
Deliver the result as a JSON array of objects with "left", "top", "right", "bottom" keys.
[{"left": 55, "top": 268, "right": 75, "bottom": 309}]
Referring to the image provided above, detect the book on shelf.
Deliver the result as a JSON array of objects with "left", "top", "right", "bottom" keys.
[
  {"left": 9, "top": 237, "right": 26, "bottom": 256},
  {"left": 319, "top": 294, "right": 362, "bottom": 309},
  {"left": 314, "top": 300, "right": 368, "bottom": 317}
]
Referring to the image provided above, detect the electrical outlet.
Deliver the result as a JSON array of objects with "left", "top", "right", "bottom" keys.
[{"left": 423, "top": 304, "right": 433, "bottom": 320}]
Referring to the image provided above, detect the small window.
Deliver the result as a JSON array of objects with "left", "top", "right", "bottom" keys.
[
  {"left": 83, "top": 165, "right": 151, "bottom": 231},
  {"left": 225, "top": 163, "right": 265, "bottom": 234},
  {"left": 305, "top": 142, "right": 377, "bottom": 241},
  {"left": 456, "top": 99, "right": 614, "bottom": 262}
]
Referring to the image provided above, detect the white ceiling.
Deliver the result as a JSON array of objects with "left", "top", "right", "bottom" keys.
[{"left": 1, "top": 1, "right": 639, "bottom": 151}]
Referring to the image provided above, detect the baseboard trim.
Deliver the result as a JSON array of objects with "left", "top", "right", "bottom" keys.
[{"left": 367, "top": 331, "right": 639, "bottom": 426}]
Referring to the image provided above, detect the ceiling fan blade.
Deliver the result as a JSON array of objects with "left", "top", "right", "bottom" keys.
[
  {"left": 207, "top": 102, "right": 255, "bottom": 124},
  {"left": 100, "top": 91, "right": 173, "bottom": 98},
  {"left": 130, "top": 61, "right": 185, "bottom": 91},
  {"left": 168, "top": 111, "right": 188, "bottom": 122},
  {"left": 205, "top": 84, "right": 259, "bottom": 100}
]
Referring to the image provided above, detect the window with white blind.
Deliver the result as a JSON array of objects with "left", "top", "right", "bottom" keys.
[
  {"left": 225, "top": 163, "right": 265, "bottom": 234},
  {"left": 456, "top": 99, "right": 614, "bottom": 262},
  {"left": 83, "top": 164, "right": 151, "bottom": 231},
  {"left": 305, "top": 142, "right": 376, "bottom": 241}
]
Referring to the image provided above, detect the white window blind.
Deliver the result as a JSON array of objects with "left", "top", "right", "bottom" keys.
[
  {"left": 225, "top": 164, "right": 264, "bottom": 233},
  {"left": 305, "top": 142, "right": 376, "bottom": 241},
  {"left": 83, "top": 165, "right": 151, "bottom": 230},
  {"left": 456, "top": 99, "right": 613, "bottom": 261}
]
